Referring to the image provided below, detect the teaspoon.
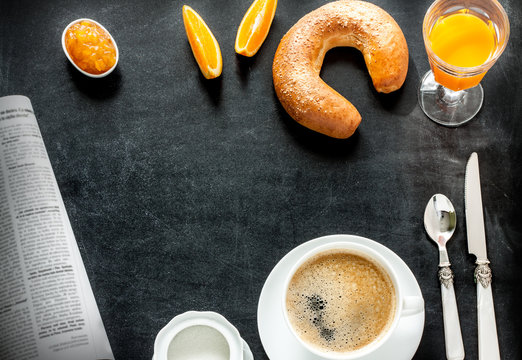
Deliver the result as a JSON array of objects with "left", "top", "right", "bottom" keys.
[{"left": 424, "top": 194, "right": 465, "bottom": 360}]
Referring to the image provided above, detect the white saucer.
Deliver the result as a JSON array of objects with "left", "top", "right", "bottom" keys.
[{"left": 257, "top": 234, "right": 425, "bottom": 360}]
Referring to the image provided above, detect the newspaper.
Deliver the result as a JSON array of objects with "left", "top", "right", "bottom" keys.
[{"left": 0, "top": 95, "right": 114, "bottom": 360}]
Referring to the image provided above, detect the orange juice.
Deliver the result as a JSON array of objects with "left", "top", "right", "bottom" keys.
[{"left": 428, "top": 11, "right": 497, "bottom": 91}]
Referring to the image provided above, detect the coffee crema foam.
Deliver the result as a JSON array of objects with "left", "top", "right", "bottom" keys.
[{"left": 286, "top": 250, "right": 396, "bottom": 353}]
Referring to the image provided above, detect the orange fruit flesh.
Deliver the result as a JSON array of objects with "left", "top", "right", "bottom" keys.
[
  {"left": 65, "top": 21, "right": 116, "bottom": 74},
  {"left": 183, "top": 5, "right": 222, "bottom": 79},
  {"left": 235, "top": 0, "right": 277, "bottom": 57}
]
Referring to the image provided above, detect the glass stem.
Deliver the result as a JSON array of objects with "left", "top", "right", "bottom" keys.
[{"left": 437, "top": 85, "right": 465, "bottom": 106}]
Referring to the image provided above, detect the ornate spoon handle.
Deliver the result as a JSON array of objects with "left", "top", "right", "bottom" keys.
[{"left": 439, "top": 266, "right": 465, "bottom": 360}]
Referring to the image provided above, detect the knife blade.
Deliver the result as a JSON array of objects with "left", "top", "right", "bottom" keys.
[
  {"left": 465, "top": 152, "right": 488, "bottom": 262},
  {"left": 464, "top": 152, "right": 500, "bottom": 360}
]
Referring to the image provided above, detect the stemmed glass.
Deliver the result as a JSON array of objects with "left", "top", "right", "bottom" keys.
[{"left": 419, "top": 0, "right": 510, "bottom": 127}]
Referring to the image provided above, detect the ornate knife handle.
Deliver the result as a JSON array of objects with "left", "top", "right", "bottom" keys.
[
  {"left": 475, "top": 262, "right": 500, "bottom": 360},
  {"left": 438, "top": 265, "right": 465, "bottom": 360}
]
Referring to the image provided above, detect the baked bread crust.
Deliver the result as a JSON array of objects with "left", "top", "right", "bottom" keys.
[{"left": 273, "top": 0, "right": 409, "bottom": 139}]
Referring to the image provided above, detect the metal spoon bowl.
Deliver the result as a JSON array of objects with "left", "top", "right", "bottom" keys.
[{"left": 424, "top": 193, "right": 457, "bottom": 249}]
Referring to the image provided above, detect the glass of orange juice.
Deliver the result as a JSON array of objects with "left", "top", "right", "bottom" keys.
[{"left": 419, "top": 0, "right": 509, "bottom": 127}]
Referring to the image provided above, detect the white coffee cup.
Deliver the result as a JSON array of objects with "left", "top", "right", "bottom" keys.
[
  {"left": 282, "top": 241, "right": 424, "bottom": 360},
  {"left": 153, "top": 311, "right": 251, "bottom": 360}
]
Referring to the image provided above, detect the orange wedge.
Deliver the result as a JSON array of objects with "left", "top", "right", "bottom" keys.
[
  {"left": 235, "top": 0, "right": 277, "bottom": 57},
  {"left": 182, "top": 5, "right": 222, "bottom": 79}
]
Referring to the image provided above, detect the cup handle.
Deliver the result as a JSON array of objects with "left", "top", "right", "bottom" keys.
[{"left": 401, "top": 296, "right": 424, "bottom": 317}]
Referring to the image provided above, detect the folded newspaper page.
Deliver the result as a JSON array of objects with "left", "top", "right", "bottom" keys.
[{"left": 0, "top": 95, "right": 114, "bottom": 360}]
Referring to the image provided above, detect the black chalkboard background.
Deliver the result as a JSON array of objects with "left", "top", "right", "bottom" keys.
[{"left": 1, "top": 0, "right": 521, "bottom": 359}]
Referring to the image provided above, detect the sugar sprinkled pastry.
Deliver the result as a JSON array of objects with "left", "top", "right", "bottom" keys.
[{"left": 273, "top": 0, "right": 409, "bottom": 139}]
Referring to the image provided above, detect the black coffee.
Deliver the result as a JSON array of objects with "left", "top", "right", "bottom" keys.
[{"left": 286, "top": 250, "right": 396, "bottom": 353}]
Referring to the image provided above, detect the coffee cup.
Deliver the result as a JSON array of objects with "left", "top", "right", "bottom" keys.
[
  {"left": 282, "top": 241, "right": 424, "bottom": 359},
  {"left": 152, "top": 311, "right": 252, "bottom": 360}
]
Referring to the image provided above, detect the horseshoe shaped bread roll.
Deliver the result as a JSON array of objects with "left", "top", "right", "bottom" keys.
[{"left": 273, "top": 0, "right": 408, "bottom": 139}]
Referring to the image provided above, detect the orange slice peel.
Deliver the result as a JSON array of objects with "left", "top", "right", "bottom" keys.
[
  {"left": 182, "top": 5, "right": 222, "bottom": 79},
  {"left": 235, "top": 0, "right": 278, "bottom": 57}
]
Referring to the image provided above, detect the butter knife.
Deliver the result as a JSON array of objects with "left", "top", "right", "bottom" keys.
[{"left": 464, "top": 152, "right": 500, "bottom": 360}]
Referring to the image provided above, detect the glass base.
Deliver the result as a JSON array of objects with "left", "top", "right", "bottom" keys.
[{"left": 418, "top": 70, "right": 483, "bottom": 127}]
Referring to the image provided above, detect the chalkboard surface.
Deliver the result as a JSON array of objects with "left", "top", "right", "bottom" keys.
[{"left": 1, "top": 0, "right": 521, "bottom": 359}]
